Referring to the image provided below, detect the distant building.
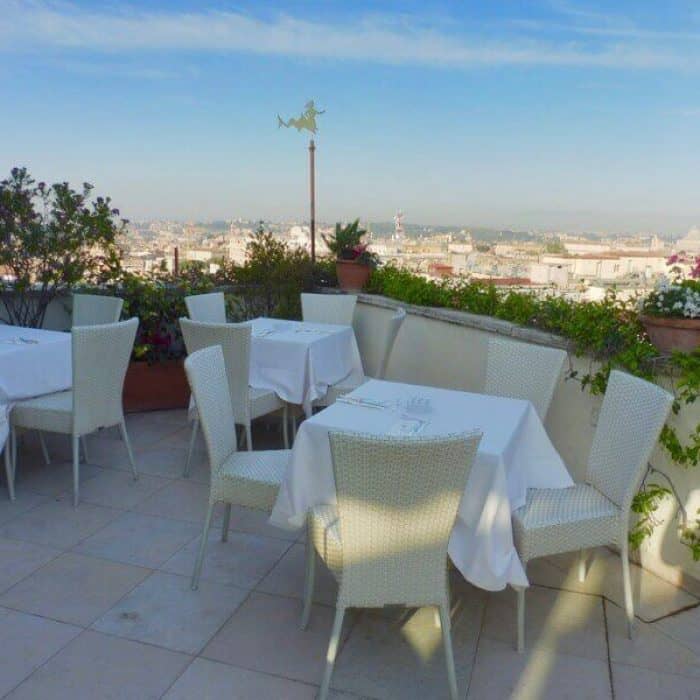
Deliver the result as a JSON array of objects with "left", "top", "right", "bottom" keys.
[
  {"left": 677, "top": 226, "right": 700, "bottom": 254},
  {"left": 563, "top": 241, "right": 611, "bottom": 255},
  {"left": 183, "top": 249, "right": 214, "bottom": 264},
  {"left": 542, "top": 252, "right": 666, "bottom": 281},
  {"left": 529, "top": 262, "right": 568, "bottom": 287},
  {"left": 393, "top": 211, "right": 405, "bottom": 241},
  {"left": 427, "top": 263, "right": 453, "bottom": 278},
  {"left": 228, "top": 236, "right": 248, "bottom": 265}
]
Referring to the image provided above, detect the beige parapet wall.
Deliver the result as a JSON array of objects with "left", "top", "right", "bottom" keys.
[{"left": 355, "top": 294, "right": 700, "bottom": 595}]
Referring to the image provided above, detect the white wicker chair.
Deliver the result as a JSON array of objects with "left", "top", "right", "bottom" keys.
[
  {"left": 511, "top": 370, "right": 673, "bottom": 651},
  {"left": 184, "top": 345, "right": 290, "bottom": 590},
  {"left": 184, "top": 292, "right": 226, "bottom": 323},
  {"left": 484, "top": 337, "right": 567, "bottom": 420},
  {"left": 180, "top": 318, "right": 288, "bottom": 476},
  {"left": 72, "top": 294, "right": 124, "bottom": 327},
  {"left": 302, "top": 430, "right": 482, "bottom": 700},
  {"left": 301, "top": 293, "right": 357, "bottom": 326},
  {"left": 10, "top": 319, "right": 139, "bottom": 507},
  {"left": 314, "top": 307, "right": 406, "bottom": 408},
  {"left": 25, "top": 294, "right": 126, "bottom": 468}
]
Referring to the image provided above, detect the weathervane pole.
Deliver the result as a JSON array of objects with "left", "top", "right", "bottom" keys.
[
  {"left": 277, "top": 100, "right": 324, "bottom": 268},
  {"left": 309, "top": 138, "right": 316, "bottom": 265}
]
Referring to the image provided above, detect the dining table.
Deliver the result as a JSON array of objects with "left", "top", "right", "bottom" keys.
[
  {"left": 249, "top": 317, "right": 364, "bottom": 417},
  {"left": 269, "top": 378, "right": 574, "bottom": 591},
  {"left": 0, "top": 325, "right": 72, "bottom": 451}
]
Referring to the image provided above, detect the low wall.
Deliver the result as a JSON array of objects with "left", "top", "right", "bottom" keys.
[{"left": 354, "top": 293, "right": 700, "bottom": 594}]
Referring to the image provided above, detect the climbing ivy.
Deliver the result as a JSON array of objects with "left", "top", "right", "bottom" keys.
[{"left": 367, "top": 266, "right": 700, "bottom": 559}]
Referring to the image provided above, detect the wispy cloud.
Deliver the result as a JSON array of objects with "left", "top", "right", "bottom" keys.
[
  {"left": 512, "top": 0, "right": 700, "bottom": 43},
  {"left": 55, "top": 60, "right": 198, "bottom": 81},
  {"left": 1, "top": 0, "right": 698, "bottom": 71}
]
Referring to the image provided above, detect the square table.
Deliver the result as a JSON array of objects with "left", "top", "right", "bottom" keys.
[
  {"left": 269, "top": 378, "right": 574, "bottom": 591},
  {"left": 249, "top": 318, "right": 364, "bottom": 416},
  {"left": 0, "top": 326, "right": 72, "bottom": 450}
]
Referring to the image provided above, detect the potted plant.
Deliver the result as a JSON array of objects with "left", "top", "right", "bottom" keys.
[
  {"left": 640, "top": 253, "right": 700, "bottom": 354},
  {"left": 119, "top": 268, "right": 213, "bottom": 412},
  {"left": 323, "top": 219, "right": 378, "bottom": 291}
]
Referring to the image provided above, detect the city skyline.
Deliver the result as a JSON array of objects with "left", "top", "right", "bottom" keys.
[{"left": 2, "top": 0, "right": 700, "bottom": 234}]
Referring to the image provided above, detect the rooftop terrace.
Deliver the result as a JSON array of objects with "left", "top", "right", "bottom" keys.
[{"left": 0, "top": 409, "right": 697, "bottom": 699}]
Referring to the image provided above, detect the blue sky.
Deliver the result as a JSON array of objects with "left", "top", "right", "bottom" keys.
[{"left": 1, "top": 0, "right": 699, "bottom": 233}]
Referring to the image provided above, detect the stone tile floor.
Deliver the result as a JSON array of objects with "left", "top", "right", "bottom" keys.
[{"left": 0, "top": 409, "right": 698, "bottom": 699}]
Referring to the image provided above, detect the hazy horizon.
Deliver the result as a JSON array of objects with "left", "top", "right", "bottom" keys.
[{"left": 2, "top": 0, "right": 699, "bottom": 235}]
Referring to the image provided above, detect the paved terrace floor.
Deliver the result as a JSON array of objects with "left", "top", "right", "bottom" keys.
[{"left": 0, "top": 410, "right": 698, "bottom": 699}]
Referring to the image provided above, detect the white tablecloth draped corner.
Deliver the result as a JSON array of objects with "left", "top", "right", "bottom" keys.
[
  {"left": 270, "top": 379, "right": 573, "bottom": 591},
  {"left": 249, "top": 318, "right": 364, "bottom": 416},
  {"left": 0, "top": 326, "right": 72, "bottom": 453}
]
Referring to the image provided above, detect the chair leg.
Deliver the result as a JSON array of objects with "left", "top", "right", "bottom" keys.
[
  {"left": 80, "top": 435, "right": 89, "bottom": 464},
  {"left": 221, "top": 503, "right": 231, "bottom": 542},
  {"left": 245, "top": 422, "right": 253, "bottom": 452},
  {"left": 300, "top": 535, "right": 316, "bottom": 630},
  {"left": 439, "top": 604, "right": 459, "bottom": 700},
  {"left": 4, "top": 443, "right": 15, "bottom": 502},
  {"left": 318, "top": 606, "right": 345, "bottom": 700},
  {"left": 37, "top": 431, "right": 50, "bottom": 465},
  {"left": 515, "top": 586, "right": 525, "bottom": 653},
  {"left": 183, "top": 418, "right": 199, "bottom": 478},
  {"left": 191, "top": 501, "right": 215, "bottom": 590},
  {"left": 282, "top": 405, "right": 289, "bottom": 449},
  {"left": 119, "top": 421, "right": 138, "bottom": 481},
  {"left": 72, "top": 435, "right": 80, "bottom": 508},
  {"left": 578, "top": 549, "right": 587, "bottom": 583},
  {"left": 11, "top": 426, "right": 17, "bottom": 480},
  {"left": 291, "top": 410, "right": 297, "bottom": 441},
  {"left": 621, "top": 540, "right": 634, "bottom": 639}
]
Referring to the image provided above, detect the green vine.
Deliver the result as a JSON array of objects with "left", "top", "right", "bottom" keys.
[
  {"left": 681, "top": 509, "right": 700, "bottom": 561},
  {"left": 630, "top": 484, "right": 672, "bottom": 550},
  {"left": 367, "top": 266, "right": 700, "bottom": 559}
]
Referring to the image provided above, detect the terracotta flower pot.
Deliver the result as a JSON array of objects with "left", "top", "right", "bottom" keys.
[
  {"left": 122, "top": 359, "right": 190, "bottom": 413},
  {"left": 640, "top": 315, "right": 700, "bottom": 355},
  {"left": 336, "top": 260, "right": 371, "bottom": 292}
]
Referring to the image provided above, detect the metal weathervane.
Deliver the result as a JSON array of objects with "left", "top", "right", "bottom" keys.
[
  {"left": 277, "top": 100, "right": 325, "bottom": 134},
  {"left": 277, "top": 100, "right": 325, "bottom": 263}
]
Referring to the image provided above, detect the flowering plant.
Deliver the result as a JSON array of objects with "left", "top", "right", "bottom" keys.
[
  {"left": 640, "top": 252, "right": 700, "bottom": 319},
  {"left": 640, "top": 278, "right": 700, "bottom": 318},
  {"left": 667, "top": 252, "right": 700, "bottom": 279},
  {"left": 323, "top": 219, "right": 379, "bottom": 267}
]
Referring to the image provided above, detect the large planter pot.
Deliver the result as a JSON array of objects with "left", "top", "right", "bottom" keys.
[
  {"left": 336, "top": 260, "right": 371, "bottom": 292},
  {"left": 641, "top": 315, "right": 700, "bottom": 354},
  {"left": 123, "top": 359, "right": 190, "bottom": 413}
]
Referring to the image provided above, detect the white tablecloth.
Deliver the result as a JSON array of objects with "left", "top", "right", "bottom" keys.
[
  {"left": 249, "top": 318, "right": 363, "bottom": 416},
  {"left": 0, "top": 326, "right": 72, "bottom": 451},
  {"left": 270, "top": 378, "right": 574, "bottom": 591}
]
